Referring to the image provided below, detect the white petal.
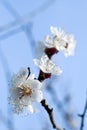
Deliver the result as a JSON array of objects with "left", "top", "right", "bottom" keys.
[
  {"left": 27, "top": 105, "right": 34, "bottom": 113},
  {"left": 31, "top": 90, "right": 43, "bottom": 102},
  {"left": 50, "top": 26, "right": 58, "bottom": 35},
  {"left": 11, "top": 68, "right": 30, "bottom": 87},
  {"left": 10, "top": 87, "right": 22, "bottom": 99},
  {"left": 45, "top": 35, "right": 54, "bottom": 48},
  {"left": 32, "top": 80, "right": 42, "bottom": 89},
  {"left": 33, "top": 59, "right": 40, "bottom": 66},
  {"left": 52, "top": 66, "right": 63, "bottom": 75},
  {"left": 36, "top": 90, "right": 43, "bottom": 102},
  {"left": 28, "top": 74, "right": 35, "bottom": 80},
  {"left": 17, "top": 68, "right": 29, "bottom": 79}
]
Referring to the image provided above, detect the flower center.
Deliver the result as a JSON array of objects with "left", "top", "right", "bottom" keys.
[
  {"left": 23, "top": 86, "right": 32, "bottom": 95},
  {"left": 19, "top": 85, "right": 32, "bottom": 99}
]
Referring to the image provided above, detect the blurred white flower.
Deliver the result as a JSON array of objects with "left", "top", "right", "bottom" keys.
[
  {"left": 8, "top": 68, "right": 43, "bottom": 114},
  {"left": 34, "top": 55, "right": 62, "bottom": 75},
  {"left": 45, "top": 26, "right": 76, "bottom": 57}
]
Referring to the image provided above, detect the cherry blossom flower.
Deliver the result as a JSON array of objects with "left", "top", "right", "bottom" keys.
[
  {"left": 8, "top": 68, "right": 43, "bottom": 114},
  {"left": 33, "top": 55, "right": 62, "bottom": 76},
  {"left": 45, "top": 26, "right": 76, "bottom": 57}
]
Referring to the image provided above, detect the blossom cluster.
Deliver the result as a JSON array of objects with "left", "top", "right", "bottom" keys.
[{"left": 8, "top": 26, "right": 76, "bottom": 114}]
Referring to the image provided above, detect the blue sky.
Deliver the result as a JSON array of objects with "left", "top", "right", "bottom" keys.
[{"left": 0, "top": 0, "right": 87, "bottom": 130}]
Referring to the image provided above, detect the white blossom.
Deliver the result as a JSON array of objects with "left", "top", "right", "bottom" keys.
[
  {"left": 45, "top": 26, "right": 76, "bottom": 57},
  {"left": 34, "top": 55, "right": 62, "bottom": 75},
  {"left": 8, "top": 68, "right": 43, "bottom": 114}
]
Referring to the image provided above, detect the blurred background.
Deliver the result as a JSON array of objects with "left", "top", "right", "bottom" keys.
[{"left": 0, "top": 0, "right": 87, "bottom": 130}]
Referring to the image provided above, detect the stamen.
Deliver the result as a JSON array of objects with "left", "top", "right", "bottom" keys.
[{"left": 19, "top": 85, "right": 32, "bottom": 99}]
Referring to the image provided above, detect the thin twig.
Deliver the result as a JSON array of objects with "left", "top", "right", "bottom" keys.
[
  {"left": 46, "top": 78, "right": 78, "bottom": 130},
  {"left": 78, "top": 95, "right": 87, "bottom": 130},
  {"left": 41, "top": 99, "right": 64, "bottom": 130}
]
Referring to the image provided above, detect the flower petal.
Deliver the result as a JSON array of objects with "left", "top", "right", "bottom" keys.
[{"left": 27, "top": 105, "right": 34, "bottom": 113}]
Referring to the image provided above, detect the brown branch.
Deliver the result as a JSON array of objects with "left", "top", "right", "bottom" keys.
[
  {"left": 41, "top": 99, "right": 64, "bottom": 130},
  {"left": 78, "top": 96, "right": 87, "bottom": 130}
]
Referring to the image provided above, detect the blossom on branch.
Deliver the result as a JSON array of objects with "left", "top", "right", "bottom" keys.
[
  {"left": 34, "top": 55, "right": 62, "bottom": 76},
  {"left": 8, "top": 68, "right": 43, "bottom": 114},
  {"left": 45, "top": 26, "right": 76, "bottom": 57}
]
